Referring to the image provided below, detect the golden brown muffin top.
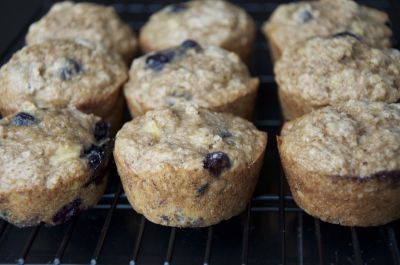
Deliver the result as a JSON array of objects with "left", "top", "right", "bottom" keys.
[
  {"left": 264, "top": 0, "right": 392, "bottom": 52},
  {"left": 26, "top": 1, "right": 137, "bottom": 61},
  {"left": 139, "top": 0, "right": 255, "bottom": 53},
  {"left": 0, "top": 40, "right": 128, "bottom": 115},
  {"left": 275, "top": 35, "right": 400, "bottom": 109},
  {"left": 115, "top": 104, "right": 267, "bottom": 175},
  {"left": 280, "top": 101, "right": 400, "bottom": 177},
  {"left": 124, "top": 41, "right": 258, "bottom": 113},
  {"left": 0, "top": 104, "right": 111, "bottom": 192}
]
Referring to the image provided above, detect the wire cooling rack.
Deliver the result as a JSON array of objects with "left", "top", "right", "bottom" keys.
[{"left": 0, "top": 1, "right": 399, "bottom": 264}]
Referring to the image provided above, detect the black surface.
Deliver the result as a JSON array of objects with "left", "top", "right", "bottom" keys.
[{"left": 0, "top": 1, "right": 399, "bottom": 265}]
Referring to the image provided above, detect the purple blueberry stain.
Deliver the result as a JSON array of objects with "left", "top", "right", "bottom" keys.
[
  {"left": 59, "top": 58, "right": 83, "bottom": 80},
  {"left": 146, "top": 50, "right": 175, "bottom": 72},
  {"left": 52, "top": 198, "right": 82, "bottom": 225},
  {"left": 10, "top": 112, "right": 36, "bottom": 126},
  {"left": 203, "top": 151, "right": 231, "bottom": 177},
  {"left": 94, "top": 121, "right": 110, "bottom": 141}
]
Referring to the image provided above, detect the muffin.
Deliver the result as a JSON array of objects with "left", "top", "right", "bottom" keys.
[
  {"left": 124, "top": 40, "right": 259, "bottom": 120},
  {"left": 26, "top": 1, "right": 137, "bottom": 63},
  {"left": 0, "top": 40, "right": 128, "bottom": 132},
  {"left": 139, "top": 0, "right": 256, "bottom": 62},
  {"left": 114, "top": 104, "right": 267, "bottom": 227},
  {"left": 275, "top": 34, "right": 400, "bottom": 120},
  {"left": 0, "top": 104, "right": 112, "bottom": 227},
  {"left": 263, "top": 0, "right": 392, "bottom": 62},
  {"left": 278, "top": 101, "right": 400, "bottom": 227}
]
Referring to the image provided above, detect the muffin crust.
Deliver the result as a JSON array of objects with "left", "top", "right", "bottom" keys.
[
  {"left": 0, "top": 105, "right": 111, "bottom": 227},
  {"left": 278, "top": 101, "right": 400, "bottom": 226},
  {"left": 275, "top": 35, "right": 400, "bottom": 120},
  {"left": 26, "top": 1, "right": 137, "bottom": 62},
  {"left": 263, "top": 0, "right": 392, "bottom": 62},
  {"left": 139, "top": 0, "right": 256, "bottom": 62},
  {"left": 124, "top": 42, "right": 259, "bottom": 119},
  {"left": 0, "top": 40, "right": 128, "bottom": 124},
  {"left": 114, "top": 104, "right": 267, "bottom": 227}
]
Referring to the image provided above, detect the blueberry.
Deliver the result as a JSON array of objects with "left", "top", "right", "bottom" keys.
[
  {"left": 333, "top": 31, "right": 362, "bottom": 41},
  {"left": 94, "top": 121, "right": 110, "bottom": 141},
  {"left": 168, "top": 3, "right": 187, "bottom": 13},
  {"left": 297, "top": 9, "right": 313, "bottom": 23},
  {"left": 196, "top": 183, "right": 209, "bottom": 196},
  {"left": 203, "top": 151, "right": 231, "bottom": 177},
  {"left": 59, "top": 58, "right": 82, "bottom": 80},
  {"left": 10, "top": 112, "right": 36, "bottom": 126},
  {"left": 52, "top": 198, "right": 82, "bottom": 225},
  {"left": 146, "top": 50, "right": 175, "bottom": 72},
  {"left": 84, "top": 141, "right": 111, "bottom": 170},
  {"left": 180, "top": 40, "right": 202, "bottom": 52}
]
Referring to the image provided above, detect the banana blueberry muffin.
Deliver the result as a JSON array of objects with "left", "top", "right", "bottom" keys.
[
  {"left": 139, "top": 0, "right": 256, "bottom": 62},
  {"left": 124, "top": 40, "right": 259, "bottom": 120},
  {"left": 278, "top": 101, "right": 400, "bottom": 226},
  {"left": 275, "top": 34, "right": 400, "bottom": 120},
  {"left": 263, "top": 0, "right": 392, "bottom": 62},
  {"left": 0, "top": 104, "right": 112, "bottom": 227},
  {"left": 26, "top": 1, "right": 137, "bottom": 63},
  {"left": 0, "top": 40, "right": 128, "bottom": 132},
  {"left": 114, "top": 104, "right": 267, "bottom": 227}
]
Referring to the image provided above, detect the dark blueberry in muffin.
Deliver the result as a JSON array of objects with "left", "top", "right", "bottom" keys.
[
  {"left": 168, "top": 3, "right": 187, "bottom": 13},
  {"left": 203, "top": 151, "right": 231, "bottom": 177},
  {"left": 84, "top": 141, "right": 111, "bottom": 170},
  {"left": 52, "top": 198, "right": 82, "bottom": 225},
  {"left": 218, "top": 129, "right": 232, "bottom": 139},
  {"left": 59, "top": 58, "right": 82, "bottom": 80},
  {"left": 10, "top": 112, "right": 36, "bottom": 126},
  {"left": 196, "top": 183, "right": 209, "bottom": 197},
  {"left": 297, "top": 9, "right": 313, "bottom": 23},
  {"left": 146, "top": 50, "right": 175, "bottom": 72},
  {"left": 94, "top": 121, "right": 110, "bottom": 141},
  {"left": 333, "top": 31, "right": 362, "bottom": 41},
  {"left": 180, "top": 40, "right": 202, "bottom": 52}
]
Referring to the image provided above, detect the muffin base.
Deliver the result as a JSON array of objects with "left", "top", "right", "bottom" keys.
[
  {"left": 0, "top": 172, "right": 108, "bottom": 227},
  {"left": 125, "top": 78, "right": 259, "bottom": 120},
  {"left": 278, "top": 88, "right": 315, "bottom": 121},
  {"left": 264, "top": 29, "right": 282, "bottom": 64},
  {"left": 115, "top": 142, "right": 266, "bottom": 227},
  {"left": 278, "top": 137, "right": 400, "bottom": 227}
]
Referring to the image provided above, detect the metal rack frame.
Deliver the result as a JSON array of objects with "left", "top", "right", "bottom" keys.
[{"left": 0, "top": 1, "right": 399, "bottom": 264}]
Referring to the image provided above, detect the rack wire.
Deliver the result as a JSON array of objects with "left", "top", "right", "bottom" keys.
[{"left": 0, "top": 1, "right": 399, "bottom": 264}]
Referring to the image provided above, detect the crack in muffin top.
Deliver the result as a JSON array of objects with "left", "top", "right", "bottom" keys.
[
  {"left": 124, "top": 43, "right": 258, "bottom": 112},
  {"left": 26, "top": 1, "right": 137, "bottom": 60},
  {"left": 115, "top": 104, "right": 267, "bottom": 174},
  {"left": 0, "top": 104, "right": 109, "bottom": 192},
  {"left": 264, "top": 0, "right": 392, "bottom": 51},
  {"left": 0, "top": 40, "right": 127, "bottom": 114},
  {"left": 280, "top": 101, "right": 400, "bottom": 177},
  {"left": 275, "top": 35, "right": 400, "bottom": 108}
]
